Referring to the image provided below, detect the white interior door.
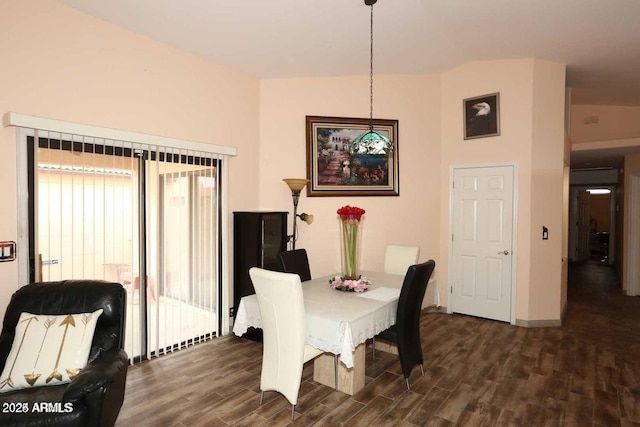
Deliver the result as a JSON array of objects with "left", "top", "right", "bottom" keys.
[{"left": 450, "top": 165, "right": 515, "bottom": 322}]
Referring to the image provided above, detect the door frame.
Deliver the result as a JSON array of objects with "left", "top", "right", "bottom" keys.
[
  {"left": 568, "top": 184, "right": 616, "bottom": 264},
  {"left": 447, "top": 162, "right": 519, "bottom": 325},
  {"left": 626, "top": 174, "right": 640, "bottom": 296},
  {"left": 16, "top": 128, "right": 31, "bottom": 288}
]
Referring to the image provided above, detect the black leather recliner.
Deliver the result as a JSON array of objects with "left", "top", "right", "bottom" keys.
[{"left": 0, "top": 280, "right": 128, "bottom": 427}]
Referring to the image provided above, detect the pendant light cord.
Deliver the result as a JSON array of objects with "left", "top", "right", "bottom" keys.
[{"left": 369, "top": 3, "right": 374, "bottom": 131}]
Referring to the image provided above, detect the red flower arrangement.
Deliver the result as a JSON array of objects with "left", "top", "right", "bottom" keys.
[
  {"left": 337, "top": 205, "right": 366, "bottom": 221},
  {"left": 335, "top": 205, "right": 367, "bottom": 285}
]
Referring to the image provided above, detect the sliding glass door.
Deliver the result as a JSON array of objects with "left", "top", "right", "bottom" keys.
[
  {"left": 147, "top": 156, "right": 219, "bottom": 356},
  {"left": 29, "top": 135, "right": 221, "bottom": 362}
]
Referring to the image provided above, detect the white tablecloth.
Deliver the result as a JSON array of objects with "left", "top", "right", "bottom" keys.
[{"left": 232, "top": 271, "right": 405, "bottom": 368}]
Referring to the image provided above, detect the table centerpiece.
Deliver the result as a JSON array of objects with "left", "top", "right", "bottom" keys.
[
  {"left": 329, "top": 275, "right": 370, "bottom": 292},
  {"left": 330, "top": 205, "right": 369, "bottom": 292}
]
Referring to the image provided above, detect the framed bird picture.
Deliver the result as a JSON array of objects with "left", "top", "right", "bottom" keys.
[{"left": 463, "top": 93, "right": 500, "bottom": 140}]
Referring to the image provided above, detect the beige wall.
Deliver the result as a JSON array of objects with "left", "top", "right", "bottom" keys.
[
  {"left": 440, "top": 59, "right": 566, "bottom": 323},
  {"left": 0, "top": 0, "right": 261, "bottom": 318},
  {"left": 528, "top": 60, "right": 567, "bottom": 321},
  {"left": 440, "top": 59, "right": 533, "bottom": 319},
  {"left": 1, "top": 1, "right": 567, "bottom": 326},
  {"left": 571, "top": 105, "right": 640, "bottom": 143},
  {"left": 259, "top": 74, "right": 442, "bottom": 280},
  {"left": 262, "top": 59, "right": 566, "bottom": 323}
]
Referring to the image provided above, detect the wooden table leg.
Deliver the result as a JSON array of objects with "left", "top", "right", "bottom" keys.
[
  {"left": 373, "top": 340, "right": 398, "bottom": 356},
  {"left": 313, "top": 343, "right": 365, "bottom": 395}
]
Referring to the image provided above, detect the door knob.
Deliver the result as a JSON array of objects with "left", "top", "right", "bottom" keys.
[{"left": 498, "top": 250, "right": 510, "bottom": 255}]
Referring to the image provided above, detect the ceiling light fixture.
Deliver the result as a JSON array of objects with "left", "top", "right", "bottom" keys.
[
  {"left": 586, "top": 188, "right": 611, "bottom": 195},
  {"left": 351, "top": 0, "right": 394, "bottom": 155}
]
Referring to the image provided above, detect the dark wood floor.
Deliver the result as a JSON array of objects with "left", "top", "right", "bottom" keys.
[{"left": 116, "top": 260, "right": 640, "bottom": 426}]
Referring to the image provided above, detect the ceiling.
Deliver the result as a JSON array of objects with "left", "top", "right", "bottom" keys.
[{"left": 55, "top": 0, "right": 640, "bottom": 169}]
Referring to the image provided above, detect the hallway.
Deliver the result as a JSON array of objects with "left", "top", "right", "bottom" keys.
[{"left": 565, "top": 259, "right": 640, "bottom": 361}]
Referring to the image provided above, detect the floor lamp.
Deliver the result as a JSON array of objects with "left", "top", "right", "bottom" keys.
[{"left": 283, "top": 178, "right": 313, "bottom": 250}]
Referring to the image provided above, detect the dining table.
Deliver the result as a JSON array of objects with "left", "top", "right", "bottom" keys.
[{"left": 232, "top": 270, "right": 406, "bottom": 395}]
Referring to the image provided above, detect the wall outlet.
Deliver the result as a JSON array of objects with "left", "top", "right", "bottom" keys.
[{"left": 0, "top": 241, "right": 16, "bottom": 262}]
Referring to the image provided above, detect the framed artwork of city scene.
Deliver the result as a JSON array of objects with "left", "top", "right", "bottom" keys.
[
  {"left": 463, "top": 92, "right": 500, "bottom": 140},
  {"left": 305, "top": 115, "right": 399, "bottom": 197}
]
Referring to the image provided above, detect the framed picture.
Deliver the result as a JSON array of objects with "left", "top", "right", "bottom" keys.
[
  {"left": 305, "top": 115, "right": 399, "bottom": 197},
  {"left": 463, "top": 92, "right": 500, "bottom": 140}
]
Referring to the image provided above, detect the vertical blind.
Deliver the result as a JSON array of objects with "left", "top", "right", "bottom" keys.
[{"left": 6, "top": 112, "right": 235, "bottom": 363}]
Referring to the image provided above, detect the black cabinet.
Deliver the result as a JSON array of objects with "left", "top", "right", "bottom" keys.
[{"left": 233, "top": 211, "right": 288, "bottom": 339}]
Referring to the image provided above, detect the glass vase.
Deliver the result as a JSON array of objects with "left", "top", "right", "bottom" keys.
[{"left": 340, "top": 217, "right": 361, "bottom": 280}]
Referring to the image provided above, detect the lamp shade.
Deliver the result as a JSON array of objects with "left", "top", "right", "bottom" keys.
[
  {"left": 299, "top": 213, "right": 314, "bottom": 225},
  {"left": 351, "top": 130, "right": 393, "bottom": 155},
  {"left": 351, "top": 0, "right": 394, "bottom": 156},
  {"left": 283, "top": 178, "right": 309, "bottom": 193}
]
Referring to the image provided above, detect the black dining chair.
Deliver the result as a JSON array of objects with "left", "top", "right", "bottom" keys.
[
  {"left": 277, "top": 249, "right": 312, "bottom": 282},
  {"left": 372, "top": 259, "right": 436, "bottom": 390}
]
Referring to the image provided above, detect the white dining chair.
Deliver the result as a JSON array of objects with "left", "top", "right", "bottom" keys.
[
  {"left": 250, "top": 267, "right": 335, "bottom": 420},
  {"left": 384, "top": 245, "right": 420, "bottom": 275}
]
